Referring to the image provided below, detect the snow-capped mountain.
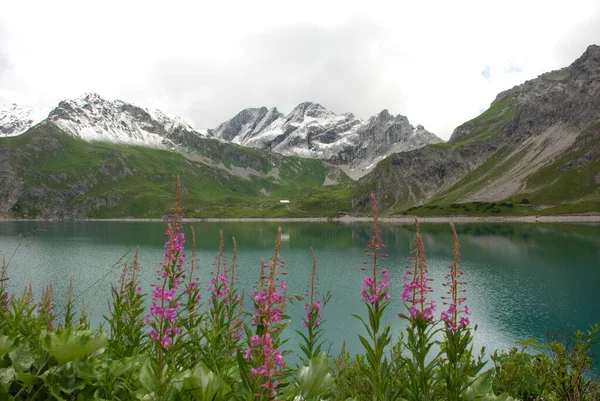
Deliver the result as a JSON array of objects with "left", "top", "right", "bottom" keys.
[
  {"left": 213, "top": 102, "right": 443, "bottom": 177},
  {"left": 1, "top": 94, "right": 442, "bottom": 179},
  {"left": 0, "top": 104, "right": 50, "bottom": 137},
  {"left": 47, "top": 93, "right": 209, "bottom": 147}
]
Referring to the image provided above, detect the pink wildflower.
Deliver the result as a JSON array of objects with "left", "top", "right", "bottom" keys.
[
  {"left": 440, "top": 223, "right": 471, "bottom": 331},
  {"left": 361, "top": 194, "right": 389, "bottom": 306},
  {"left": 146, "top": 179, "right": 186, "bottom": 349},
  {"left": 400, "top": 217, "right": 435, "bottom": 321},
  {"left": 246, "top": 228, "right": 287, "bottom": 399}
]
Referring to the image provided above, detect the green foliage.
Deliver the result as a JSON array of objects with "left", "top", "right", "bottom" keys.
[
  {"left": 0, "top": 123, "right": 357, "bottom": 218},
  {"left": 332, "top": 347, "right": 372, "bottom": 401},
  {"left": 402, "top": 315, "right": 441, "bottom": 400},
  {"left": 42, "top": 329, "right": 108, "bottom": 365},
  {"left": 289, "top": 354, "right": 335, "bottom": 401},
  {"left": 492, "top": 327, "right": 600, "bottom": 401},
  {"left": 183, "top": 362, "right": 231, "bottom": 401},
  {"left": 440, "top": 327, "right": 487, "bottom": 400},
  {"left": 492, "top": 340, "right": 546, "bottom": 400},
  {"left": 106, "top": 249, "right": 147, "bottom": 359}
]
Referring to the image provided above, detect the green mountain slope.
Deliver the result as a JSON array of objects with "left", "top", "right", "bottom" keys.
[
  {"left": 0, "top": 122, "right": 354, "bottom": 219},
  {"left": 351, "top": 45, "right": 600, "bottom": 216}
]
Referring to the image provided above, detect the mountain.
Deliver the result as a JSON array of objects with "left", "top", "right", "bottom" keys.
[
  {"left": 0, "top": 104, "right": 50, "bottom": 137},
  {"left": 1, "top": 45, "right": 598, "bottom": 219},
  {"left": 0, "top": 119, "right": 355, "bottom": 219},
  {"left": 354, "top": 44, "right": 600, "bottom": 215},
  {"left": 46, "top": 93, "right": 210, "bottom": 148},
  {"left": 1, "top": 95, "right": 441, "bottom": 179},
  {"left": 212, "top": 102, "right": 443, "bottom": 178},
  {"left": 0, "top": 95, "right": 355, "bottom": 219}
]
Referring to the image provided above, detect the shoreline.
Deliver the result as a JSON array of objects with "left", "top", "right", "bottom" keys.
[{"left": 1, "top": 215, "right": 599, "bottom": 224}]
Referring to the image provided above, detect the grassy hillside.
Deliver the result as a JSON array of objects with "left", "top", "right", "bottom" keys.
[
  {"left": 432, "top": 94, "right": 517, "bottom": 147},
  {"left": 0, "top": 123, "right": 355, "bottom": 218}
]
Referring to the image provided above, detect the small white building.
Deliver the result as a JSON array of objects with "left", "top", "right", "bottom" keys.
[{"left": 279, "top": 200, "right": 290, "bottom": 204}]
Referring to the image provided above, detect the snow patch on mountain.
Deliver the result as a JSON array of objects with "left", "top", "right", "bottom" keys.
[
  {"left": 47, "top": 93, "right": 208, "bottom": 147},
  {"left": 213, "top": 102, "right": 443, "bottom": 178},
  {"left": 1, "top": 94, "right": 442, "bottom": 179},
  {"left": 0, "top": 104, "right": 50, "bottom": 137}
]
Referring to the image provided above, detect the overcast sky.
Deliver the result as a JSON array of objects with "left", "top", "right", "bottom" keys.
[{"left": 1, "top": 0, "right": 599, "bottom": 140}]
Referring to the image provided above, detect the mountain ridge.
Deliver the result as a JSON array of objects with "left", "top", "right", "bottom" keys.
[
  {"left": 354, "top": 44, "right": 600, "bottom": 213},
  {"left": 1, "top": 45, "right": 598, "bottom": 219},
  {"left": 212, "top": 101, "right": 442, "bottom": 178},
  {"left": 1, "top": 95, "right": 442, "bottom": 179}
]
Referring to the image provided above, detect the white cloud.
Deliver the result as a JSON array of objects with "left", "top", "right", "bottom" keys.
[{"left": 0, "top": 0, "right": 599, "bottom": 140}]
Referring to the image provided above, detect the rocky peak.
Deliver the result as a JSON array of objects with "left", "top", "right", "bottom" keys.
[
  {"left": 214, "top": 106, "right": 282, "bottom": 141},
  {"left": 211, "top": 101, "right": 441, "bottom": 178},
  {"left": 375, "top": 109, "right": 391, "bottom": 121},
  {"left": 46, "top": 93, "right": 205, "bottom": 147},
  {"left": 285, "top": 102, "right": 332, "bottom": 123},
  {"left": 572, "top": 44, "right": 600, "bottom": 72},
  {"left": 0, "top": 103, "right": 50, "bottom": 137}
]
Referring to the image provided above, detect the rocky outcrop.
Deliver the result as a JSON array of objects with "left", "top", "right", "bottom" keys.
[{"left": 213, "top": 102, "right": 443, "bottom": 178}]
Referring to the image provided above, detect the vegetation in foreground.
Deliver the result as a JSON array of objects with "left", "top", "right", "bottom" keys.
[{"left": 0, "top": 180, "right": 598, "bottom": 401}]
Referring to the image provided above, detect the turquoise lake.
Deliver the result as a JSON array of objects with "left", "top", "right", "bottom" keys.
[{"left": 1, "top": 221, "right": 599, "bottom": 364}]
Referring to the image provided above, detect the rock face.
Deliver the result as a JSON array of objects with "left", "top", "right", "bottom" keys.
[
  {"left": 355, "top": 44, "right": 600, "bottom": 210},
  {"left": 47, "top": 93, "right": 209, "bottom": 147},
  {"left": 0, "top": 104, "right": 50, "bottom": 137},
  {"left": 213, "top": 102, "right": 443, "bottom": 178}
]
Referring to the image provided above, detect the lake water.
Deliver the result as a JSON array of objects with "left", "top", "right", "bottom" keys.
[{"left": 1, "top": 220, "right": 599, "bottom": 365}]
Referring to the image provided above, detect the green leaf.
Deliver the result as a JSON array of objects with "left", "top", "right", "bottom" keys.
[
  {"left": 0, "top": 336, "right": 15, "bottom": 357},
  {"left": 9, "top": 343, "right": 34, "bottom": 373},
  {"left": 56, "top": 366, "right": 86, "bottom": 394},
  {"left": 0, "top": 384, "right": 14, "bottom": 401},
  {"left": 292, "top": 353, "right": 334, "bottom": 400},
  {"left": 42, "top": 330, "right": 108, "bottom": 364},
  {"left": 0, "top": 366, "right": 15, "bottom": 388},
  {"left": 462, "top": 369, "right": 494, "bottom": 400},
  {"left": 139, "top": 360, "right": 158, "bottom": 393},
  {"left": 183, "top": 362, "right": 231, "bottom": 401},
  {"left": 74, "top": 360, "right": 101, "bottom": 384},
  {"left": 15, "top": 371, "right": 42, "bottom": 386}
]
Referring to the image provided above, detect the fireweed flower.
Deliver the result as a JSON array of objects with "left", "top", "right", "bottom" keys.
[
  {"left": 353, "top": 195, "right": 395, "bottom": 401},
  {"left": 296, "top": 247, "right": 331, "bottom": 363},
  {"left": 146, "top": 178, "right": 186, "bottom": 350},
  {"left": 207, "top": 231, "right": 230, "bottom": 303},
  {"left": 207, "top": 231, "right": 245, "bottom": 345},
  {"left": 440, "top": 222, "right": 471, "bottom": 331},
  {"left": 400, "top": 216, "right": 435, "bottom": 320},
  {"left": 36, "top": 283, "right": 55, "bottom": 327},
  {"left": 246, "top": 228, "right": 287, "bottom": 399},
  {"left": 361, "top": 194, "right": 390, "bottom": 305},
  {"left": 302, "top": 248, "right": 323, "bottom": 329}
]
